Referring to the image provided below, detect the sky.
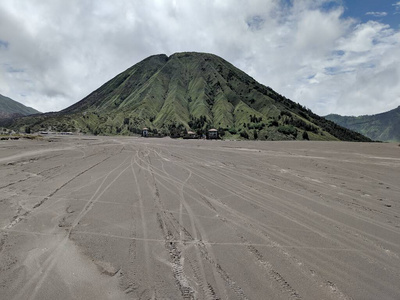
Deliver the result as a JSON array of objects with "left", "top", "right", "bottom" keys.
[{"left": 0, "top": 0, "right": 399, "bottom": 116}]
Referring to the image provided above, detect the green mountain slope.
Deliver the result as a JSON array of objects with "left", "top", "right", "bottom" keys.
[
  {"left": 325, "top": 106, "right": 400, "bottom": 142},
  {"left": 3, "top": 52, "right": 370, "bottom": 141},
  {"left": 0, "top": 94, "right": 41, "bottom": 119}
]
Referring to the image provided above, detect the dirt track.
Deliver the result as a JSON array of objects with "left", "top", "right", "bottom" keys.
[{"left": 0, "top": 136, "right": 399, "bottom": 300}]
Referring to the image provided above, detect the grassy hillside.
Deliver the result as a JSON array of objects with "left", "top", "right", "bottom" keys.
[
  {"left": 325, "top": 106, "right": 400, "bottom": 142},
  {"left": 3, "top": 52, "right": 371, "bottom": 141},
  {"left": 0, "top": 94, "right": 41, "bottom": 119}
]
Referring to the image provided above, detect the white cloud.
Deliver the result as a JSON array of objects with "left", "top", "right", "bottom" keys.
[
  {"left": 366, "top": 12, "right": 388, "bottom": 17},
  {"left": 393, "top": 2, "right": 400, "bottom": 14},
  {"left": 0, "top": 0, "right": 399, "bottom": 116}
]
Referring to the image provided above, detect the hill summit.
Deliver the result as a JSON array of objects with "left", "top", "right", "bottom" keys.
[{"left": 5, "top": 52, "right": 370, "bottom": 141}]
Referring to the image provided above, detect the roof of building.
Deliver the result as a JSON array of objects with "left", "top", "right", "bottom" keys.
[{"left": 187, "top": 131, "right": 195, "bottom": 134}]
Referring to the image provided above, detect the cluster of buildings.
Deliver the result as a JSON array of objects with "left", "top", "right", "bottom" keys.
[{"left": 142, "top": 128, "right": 218, "bottom": 139}]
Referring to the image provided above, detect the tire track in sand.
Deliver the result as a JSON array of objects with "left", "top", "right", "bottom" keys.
[
  {"left": 156, "top": 152, "right": 225, "bottom": 300},
  {"left": 12, "top": 151, "right": 131, "bottom": 300},
  {"left": 152, "top": 147, "right": 355, "bottom": 299},
  {"left": 135, "top": 145, "right": 196, "bottom": 299},
  {"left": 137, "top": 146, "right": 239, "bottom": 299},
  {"left": 130, "top": 149, "right": 157, "bottom": 299}
]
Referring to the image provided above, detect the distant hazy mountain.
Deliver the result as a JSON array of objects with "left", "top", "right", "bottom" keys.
[
  {"left": 3, "top": 52, "right": 370, "bottom": 141},
  {"left": 325, "top": 106, "right": 400, "bottom": 142},
  {"left": 0, "top": 94, "right": 40, "bottom": 119}
]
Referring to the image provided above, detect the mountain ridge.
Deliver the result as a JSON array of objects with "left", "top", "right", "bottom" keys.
[
  {"left": 0, "top": 94, "right": 41, "bottom": 119},
  {"left": 3, "top": 52, "right": 370, "bottom": 141},
  {"left": 325, "top": 106, "right": 400, "bottom": 142}
]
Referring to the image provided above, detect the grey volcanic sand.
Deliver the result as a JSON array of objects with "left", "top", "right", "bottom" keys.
[{"left": 0, "top": 136, "right": 399, "bottom": 299}]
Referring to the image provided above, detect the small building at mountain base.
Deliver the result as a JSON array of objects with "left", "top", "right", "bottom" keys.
[
  {"left": 208, "top": 128, "right": 218, "bottom": 139},
  {"left": 184, "top": 131, "right": 197, "bottom": 139}
]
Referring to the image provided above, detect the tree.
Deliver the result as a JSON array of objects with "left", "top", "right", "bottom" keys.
[
  {"left": 228, "top": 127, "right": 237, "bottom": 134},
  {"left": 240, "top": 131, "right": 249, "bottom": 139},
  {"left": 270, "top": 120, "right": 278, "bottom": 127},
  {"left": 218, "top": 127, "right": 225, "bottom": 138},
  {"left": 302, "top": 130, "right": 309, "bottom": 140}
]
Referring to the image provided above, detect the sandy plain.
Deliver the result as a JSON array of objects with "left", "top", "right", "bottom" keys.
[{"left": 0, "top": 135, "right": 399, "bottom": 300}]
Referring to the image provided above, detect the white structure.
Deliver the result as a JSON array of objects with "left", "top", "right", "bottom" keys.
[
  {"left": 142, "top": 127, "right": 149, "bottom": 137},
  {"left": 208, "top": 128, "right": 218, "bottom": 139}
]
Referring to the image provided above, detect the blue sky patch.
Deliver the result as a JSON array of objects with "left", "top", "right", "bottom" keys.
[
  {"left": 3, "top": 63, "right": 24, "bottom": 73},
  {"left": 342, "top": 0, "right": 400, "bottom": 29},
  {"left": 0, "top": 40, "right": 9, "bottom": 49},
  {"left": 7, "top": 66, "right": 24, "bottom": 73},
  {"left": 320, "top": 1, "right": 342, "bottom": 13},
  {"left": 332, "top": 50, "right": 345, "bottom": 56},
  {"left": 281, "top": 0, "right": 399, "bottom": 29},
  {"left": 325, "top": 66, "right": 340, "bottom": 75},
  {"left": 246, "top": 15, "right": 265, "bottom": 31}
]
